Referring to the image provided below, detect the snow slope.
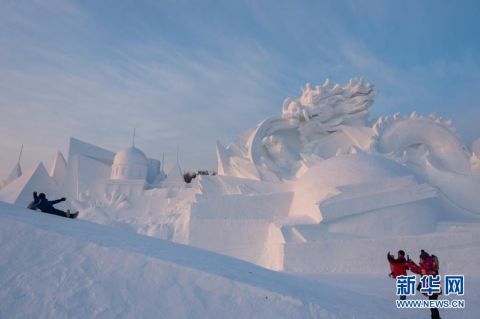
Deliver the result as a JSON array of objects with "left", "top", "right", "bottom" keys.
[{"left": 0, "top": 201, "right": 392, "bottom": 319}]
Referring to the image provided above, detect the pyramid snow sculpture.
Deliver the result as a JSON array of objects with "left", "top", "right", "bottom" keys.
[
  {"left": 0, "top": 163, "right": 60, "bottom": 207},
  {"left": 2, "top": 145, "right": 24, "bottom": 188},
  {"left": 2, "top": 162, "right": 22, "bottom": 188},
  {"left": 50, "top": 152, "right": 67, "bottom": 187}
]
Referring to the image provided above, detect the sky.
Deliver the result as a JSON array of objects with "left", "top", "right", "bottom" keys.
[{"left": 1, "top": 0, "right": 479, "bottom": 178}]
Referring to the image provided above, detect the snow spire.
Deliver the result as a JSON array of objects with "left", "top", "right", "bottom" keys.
[
  {"left": 132, "top": 128, "right": 136, "bottom": 147},
  {"left": 50, "top": 152, "right": 67, "bottom": 186},
  {"left": 17, "top": 144, "right": 23, "bottom": 165},
  {"left": 161, "top": 152, "right": 165, "bottom": 172},
  {"left": 163, "top": 146, "right": 184, "bottom": 187},
  {"left": 176, "top": 145, "right": 180, "bottom": 167},
  {"left": 2, "top": 145, "right": 23, "bottom": 187},
  {"left": 4, "top": 163, "right": 22, "bottom": 186},
  {"left": 216, "top": 140, "right": 229, "bottom": 176}
]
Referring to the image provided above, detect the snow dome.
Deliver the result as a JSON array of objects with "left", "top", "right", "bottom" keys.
[{"left": 111, "top": 146, "right": 148, "bottom": 180}]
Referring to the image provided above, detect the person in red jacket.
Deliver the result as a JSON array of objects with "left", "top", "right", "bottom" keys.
[
  {"left": 407, "top": 250, "right": 441, "bottom": 319},
  {"left": 387, "top": 250, "right": 408, "bottom": 300}
]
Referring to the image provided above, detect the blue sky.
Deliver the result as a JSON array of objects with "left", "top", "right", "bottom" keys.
[{"left": 1, "top": 0, "right": 479, "bottom": 177}]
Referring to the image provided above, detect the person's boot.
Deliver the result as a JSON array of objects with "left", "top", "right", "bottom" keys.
[
  {"left": 66, "top": 210, "right": 71, "bottom": 218},
  {"left": 431, "top": 308, "right": 441, "bottom": 319}
]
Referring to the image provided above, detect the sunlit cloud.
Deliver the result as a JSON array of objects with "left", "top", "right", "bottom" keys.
[{"left": 1, "top": 0, "right": 479, "bottom": 178}]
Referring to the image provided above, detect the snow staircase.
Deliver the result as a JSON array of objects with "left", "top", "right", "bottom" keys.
[
  {"left": 279, "top": 175, "right": 443, "bottom": 273},
  {"left": 187, "top": 177, "right": 293, "bottom": 269},
  {"left": 319, "top": 175, "right": 437, "bottom": 222},
  {"left": 191, "top": 192, "right": 293, "bottom": 219}
]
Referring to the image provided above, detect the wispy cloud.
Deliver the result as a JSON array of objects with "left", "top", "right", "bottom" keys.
[
  {"left": 0, "top": 2, "right": 284, "bottom": 174},
  {"left": 1, "top": 0, "right": 479, "bottom": 178}
]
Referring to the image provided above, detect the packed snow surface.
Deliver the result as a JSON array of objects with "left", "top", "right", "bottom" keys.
[
  {"left": 0, "top": 202, "right": 392, "bottom": 319},
  {"left": 2, "top": 202, "right": 479, "bottom": 319}
]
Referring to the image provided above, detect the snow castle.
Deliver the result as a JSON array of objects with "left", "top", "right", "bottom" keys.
[
  {"left": 2, "top": 78, "right": 480, "bottom": 277},
  {"left": 106, "top": 146, "right": 151, "bottom": 197},
  {"left": 111, "top": 146, "right": 149, "bottom": 181}
]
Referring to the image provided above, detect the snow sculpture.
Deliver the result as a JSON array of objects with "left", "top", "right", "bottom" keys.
[
  {"left": 217, "top": 78, "right": 480, "bottom": 215},
  {"left": 281, "top": 79, "right": 374, "bottom": 124},
  {"left": 0, "top": 163, "right": 60, "bottom": 207},
  {"left": 372, "top": 114, "right": 480, "bottom": 213},
  {"left": 472, "top": 140, "right": 480, "bottom": 173},
  {"left": 59, "top": 138, "right": 170, "bottom": 205},
  {"left": 162, "top": 160, "right": 185, "bottom": 188},
  {"left": 111, "top": 146, "right": 149, "bottom": 181},
  {"left": 373, "top": 114, "right": 471, "bottom": 173},
  {"left": 2, "top": 162, "right": 22, "bottom": 188},
  {"left": 64, "top": 138, "right": 115, "bottom": 200},
  {"left": 473, "top": 138, "right": 480, "bottom": 156},
  {"left": 208, "top": 78, "right": 480, "bottom": 272},
  {"left": 217, "top": 78, "right": 377, "bottom": 181},
  {"left": 3, "top": 78, "right": 479, "bottom": 276},
  {"left": 146, "top": 158, "right": 161, "bottom": 184},
  {"left": 289, "top": 153, "right": 439, "bottom": 228},
  {"left": 1, "top": 145, "right": 24, "bottom": 188},
  {"left": 107, "top": 146, "right": 159, "bottom": 198},
  {"left": 50, "top": 152, "right": 67, "bottom": 187}
]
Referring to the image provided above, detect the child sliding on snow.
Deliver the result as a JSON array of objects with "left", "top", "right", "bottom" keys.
[{"left": 28, "top": 192, "right": 78, "bottom": 219}]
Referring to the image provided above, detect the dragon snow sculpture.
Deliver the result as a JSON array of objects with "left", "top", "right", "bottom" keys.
[
  {"left": 217, "top": 78, "right": 377, "bottom": 181},
  {"left": 216, "top": 78, "right": 480, "bottom": 214}
]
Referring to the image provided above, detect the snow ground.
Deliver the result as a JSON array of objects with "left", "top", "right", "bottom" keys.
[
  {"left": 311, "top": 274, "right": 479, "bottom": 319},
  {"left": 1, "top": 200, "right": 477, "bottom": 318},
  {"left": 1, "top": 202, "right": 393, "bottom": 319}
]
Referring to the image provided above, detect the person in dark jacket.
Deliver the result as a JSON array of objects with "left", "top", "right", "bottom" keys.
[
  {"left": 387, "top": 250, "right": 409, "bottom": 300},
  {"left": 28, "top": 192, "right": 78, "bottom": 219},
  {"left": 27, "top": 192, "right": 40, "bottom": 210}
]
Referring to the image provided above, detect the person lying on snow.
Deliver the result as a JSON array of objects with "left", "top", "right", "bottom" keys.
[
  {"left": 387, "top": 250, "right": 409, "bottom": 300},
  {"left": 407, "top": 250, "right": 442, "bottom": 319},
  {"left": 28, "top": 192, "right": 78, "bottom": 219}
]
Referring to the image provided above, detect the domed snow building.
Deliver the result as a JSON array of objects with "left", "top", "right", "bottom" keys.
[
  {"left": 105, "top": 144, "right": 167, "bottom": 197},
  {"left": 111, "top": 146, "right": 149, "bottom": 181},
  {"left": 106, "top": 146, "right": 151, "bottom": 197}
]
